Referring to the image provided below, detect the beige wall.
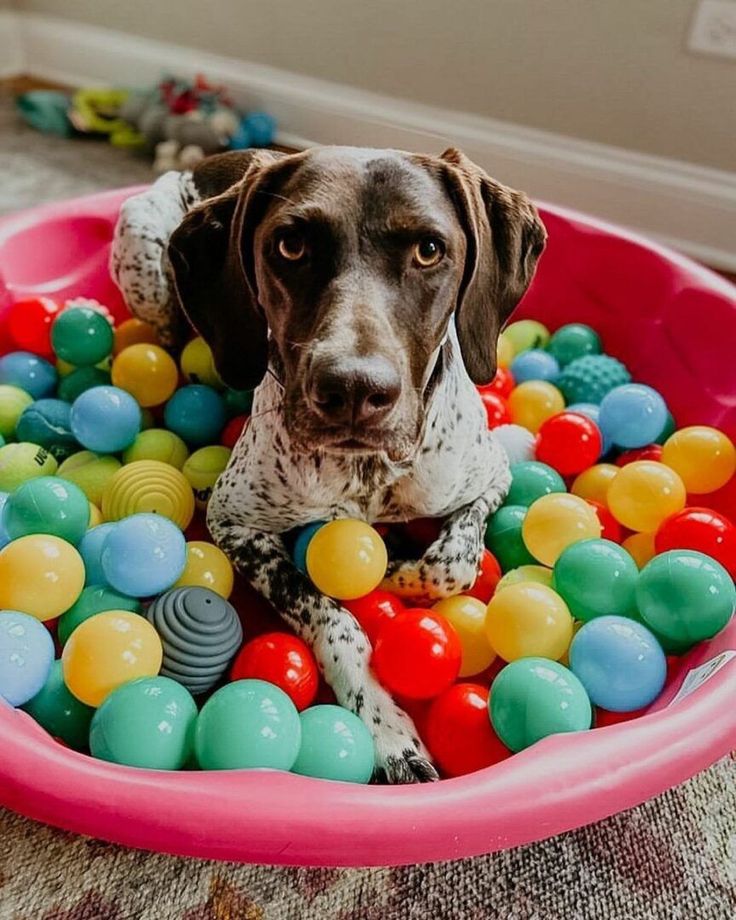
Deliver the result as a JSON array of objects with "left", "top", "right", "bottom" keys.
[{"left": 15, "top": 0, "right": 736, "bottom": 171}]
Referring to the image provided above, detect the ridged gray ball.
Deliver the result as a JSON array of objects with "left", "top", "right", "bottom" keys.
[{"left": 146, "top": 586, "right": 243, "bottom": 694}]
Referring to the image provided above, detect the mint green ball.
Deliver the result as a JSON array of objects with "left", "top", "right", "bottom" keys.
[
  {"left": 58, "top": 585, "right": 142, "bottom": 645},
  {"left": 89, "top": 676, "right": 197, "bottom": 769},
  {"left": 485, "top": 505, "right": 536, "bottom": 572},
  {"left": 22, "top": 660, "right": 94, "bottom": 750},
  {"left": 505, "top": 461, "right": 566, "bottom": 507},
  {"left": 195, "top": 679, "right": 301, "bottom": 770},
  {"left": 51, "top": 307, "right": 114, "bottom": 367},
  {"left": 292, "top": 705, "right": 375, "bottom": 783},
  {"left": 3, "top": 475, "right": 90, "bottom": 544},
  {"left": 553, "top": 538, "right": 639, "bottom": 621}
]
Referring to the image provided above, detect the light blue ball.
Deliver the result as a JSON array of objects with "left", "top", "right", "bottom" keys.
[
  {"left": 0, "top": 611, "right": 54, "bottom": 706},
  {"left": 292, "top": 704, "right": 375, "bottom": 783},
  {"left": 78, "top": 523, "right": 116, "bottom": 586},
  {"left": 101, "top": 513, "right": 186, "bottom": 597},
  {"left": 0, "top": 492, "right": 10, "bottom": 549},
  {"left": 510, "top": 349, "right": 560, "bottom": 384},
  {"left": 569, "top": 615, "right": 667, "bottom": 712},
  {"left": 598, "top": 384, "right": 668, "bottom": 449},
  {"left": 292, "top": 521, "right": 326, "bottom": 574},
  {"left": 70, "top": 386, "right": 141, "bottom": 453},
  {"left": 567, "top": 402, "right": 613, "bottom": 455},
  {"left": 0, "top": 351, "right": 57, "bottom": 399},
  {"left": 164, "top": 385, "right": 227, "bottom": 447},
  {"left": 242, "top": 111, "right": 276, "bottom": 146}
]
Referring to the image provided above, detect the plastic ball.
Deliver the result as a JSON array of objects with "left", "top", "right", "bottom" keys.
[
  {"left": 182, "top": 445, "right": 231, "bottom": 508},
  {"left": 433, "top": 595, "right": 496, "bottom": 677},
  {"left": 242, "top": 110, "right": 277, "bottom": 146},
  {"left": 343, "top": 589, "right": 404, "bottom": 646},
  {"left": 7, "top": 297, "right": 61, "bottom": 357},
  {"left": 553, "top": 538, "right": 638, "bottom": 621},
  {"left": 57, "top": 451, "right": 121, "bottom": 506},
  {"left": 0, "top": 610, "right": 54, "bottom": 706},
  {"left": 661, "top": 426, "right": 736, "bottom": 494},
  {"left": 496, "top": 332, "right": 514, "bottom": 368},
  {"left": 77, "top": 523, "right": 116, "bottom": 585},
  {"left": 292, "top": 521, "right": 326, "bottom": 573},
  {"left": 305, "top": 519, "right": 387, "bottom": 600},
  {"left": 3, "top": 475, "right": 90, "bottom": 544},
  {"left": 503, "top": 320, "right": 550, "bottom": 355},
  {"left": 465, "top": 548, "right": 503, "bottom": 603},
  {"left": 164, "top": 385, "right": 227, "bottom": 447},
  {"left": 510, "top": 349, "right": 559, "bottom": 385},
  {"left": 88, "top": 503, "right": 103, "bottom": 528},
  {"left": 57, "top": 366, "right": 111, "bottom": 403},
  {"left": 636, "top": 550, "right": 735, "bottom": 646},
  {"left": 485, "top": 582, "right": 573, "bottom": 662},
  {"left": 598, "top": 384, "right": 668, "bottom": 449},
  {"left": 655, "top": 507, "right": 736, "bottom": 578},
  {"left": 292, "top": 704, "right": 375, "bottom": 783},
  {"left": 478, "top": 366, "right": 515, "bottom": 399},
  {"left": 16, "top": 397, "right": 77, "bottom": 456},
  {"left": 221, "top": 414, "right": 248, "bottom": 449},
  {"left": 231, "top": 632, "right": 318, "bottom": 711},
  {"left": 101, "top": 459, "right": 194, "bottom": 529},
  {"left": 51, "top": 307, "right": 113, "bottom": 367},
  {"left": 0, "top": 492, "right": 10, "bottom": 549},
  {"left": 615, "top": 444, "right": 663, "bottom": 466},
  {"left": 495, "top": 563, "right": 553, "bottom": 593},
  {"left": 113, "top": 317, "right": 159, "bottom": 355},
  {"left": 485, "top": 504, "right": 536, "bottom": 572},
  {"left": 425, "top": 683, "right": 510, "bottom": 777},
  {"left": 565, "top": 403, "right": 613, "bottom": 454},
  {"left": 508, "top": 380, "right": 565, "bottom": 434},
  {"left": 0, "top": 442, "right": 58, "bottom": 491},
  {"left": 180, "top": 337, "right": 223, "bottom": 389},
  {"left": 223, "top": 388, "right": 254, "bottom": 416},
  {"left": 607, "top": 461, "right": 686, "bottom": 532},
  {"left": 0, "top": 535, "right": 84, "bottom": 621},
  {"left": 654, "top": 411, "right": 677, "bottom": 445},
  {"left": 0, "top": 351, "right": 57, "bottom": 399},
  {"left": 556, "top": 354, "right": 630, "bottom": 405},
  {"left": 569, "top": 616, "right": 666, "bottom": 712},
  {"left": 122, "top": 428, "right": 189, "bottom": 469},
  {"left": 194, "top": 679, "right": 302, "bottom": 771},
  {"left": 622, "top": 531, "right": 656, "bottom": 569},
  {"left": 505, "top": 460, "right": 566, "bottom": 507},
  {"left": 522, "top": 492, "right": 602, "bottom": 566},
  {"left": 585, "top": 499, "right": 624, "bottom": 543},
  {"left": 174, "top": 541, "right": 234, "bottom": 598},
  {"left": 0, "top": 384, "right": 33, "bottom": 438},
  {"left": 535, "top": 412, "right": 603, "bottom": 476},
  {"left": 101, "top": 513, "right": 186, "bottom": 597},
  {"left": 546, "top": 324, "right": 601, "bottom": 366},
  {"left": 480, "top": 390, "right": 511, "bottom": 429},
  {"left": 111, "top": 343, "right": 179, "bottom": 407},
  {"left": 70, "top": 386, "right": 141, "bottom": 453},
  {"left": 57, "top": 585, "right": 141, "bottom": 646},
  {"left": 21, "top": 660, "right": 94, "bottom": 750},
  {"left": 571, "top": 463, "right": 619, "bottom": 506}
]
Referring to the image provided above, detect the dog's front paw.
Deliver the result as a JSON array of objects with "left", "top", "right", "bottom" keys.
[
  {"left": 381, "top": 554, "right": 478, "bottom": 603},
  {"left": 377, "top": 748, "right": 439, "bottom": 784}
]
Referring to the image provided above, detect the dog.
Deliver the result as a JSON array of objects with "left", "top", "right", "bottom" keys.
[{"left": 111, "top": 146, "right": 546, "bottom": 783}]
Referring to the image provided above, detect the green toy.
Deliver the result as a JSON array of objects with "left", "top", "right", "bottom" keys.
[
  {"left": 553, "top": 539, "right": 639, "bottom": 621},
  {"left": 3, "top": 475, "right": 90, "bottom": 545},
  {"left": 546, "top": 324, "right": 602, "bottom": 366},
  {"left": 556, "top": 354, "right": 631, "bottom": 405},
  {"left": 51, "top": 307, "right": 114, "bottom": 367},
  {"left": 485, "top": 505, "right": 536, "bottom": 572},
  {"left": 292, "top": 705, "right": 375, "bottom": 783},
  {"left": 22, "top": 661, "right": 94, "bottom": 750},
  {"left": 58, "top": 585, "right": 142, "bottom": 646},
  {"left": 505, "top": 461, "right": 566, "bottom": 507}
]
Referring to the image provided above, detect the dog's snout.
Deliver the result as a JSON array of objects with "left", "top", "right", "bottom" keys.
[{"left": 308, "top": 355, "right": 401, "bottom": 426}]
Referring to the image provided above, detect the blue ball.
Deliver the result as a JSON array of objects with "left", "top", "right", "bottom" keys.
[
  {"left": 101, "top": 513, "right": 186, "bottom": 597},
  {"left": 16, "top": 398, "right": 77, "bottom": 454},
  {"left": 242, "top": 111, "right": 276, "bottom": 146},
  {"left": 510, "top": 349, "right": 560, "bottom": 384},
  {"left": 0, "top": 610, "right": 54, "bottom": 706},
  {"left": 598, "top": 384, "right": 668, "bottom": 449},
  {"left": 292, "top": 521, "right": 326, "bottom": 574},
  {"left": 569, "top": 615, "right": 667, "bottom": 712},
  {"left": 0, "top": 352, "right": 57, "bottom": 399},
  {"left": 164, "top": 385, "right": 227, "bottom": 447},
  {"left": 567, "top": 402, "right": 613, "bottom": 455},
  {"left": 78, "top": 523, "right": 116, "bottom": 586},
  {"left": 70, "top": 386, "right": 141, "bottom": 453}
]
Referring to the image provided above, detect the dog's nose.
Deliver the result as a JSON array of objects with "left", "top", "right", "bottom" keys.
[{"left": 308, "top": 356, "right": 401, "bottom": 426}]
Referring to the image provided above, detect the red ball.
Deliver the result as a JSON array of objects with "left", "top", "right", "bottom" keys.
[
  {"left": 372, "top": 609, "right": 462, "bottom": 699},
  {"left": 594, "top": 706, "right": 645, "bottom": 728},
  {"left": 655, "top": 507, "right": 736, "bottom": 578},
  {"left": 7, "top": 297, "right": 61, "bottom": 357},
  {"left": 221, "top": 414, "right": 249, "bottom": 449},
  {"left": 480, "top": 391, "right": 511, "bottom": 430},
  {"left": 615, "top": 444, "right": 663, "bottom": 466},
  {"left": 344, "top": 589, "right": 405, "bottom": 646},
  {"left": 465, "top": 549, "right": 502, "bottom": 603},
  {"left": 230, "top": 632, "right": 319, "bottom": 710},
  {"left": 478, "top": 367, "right": 515, "bottom": 399},
  {"left": 535, "top": 412, "right": 603, "bottom": 476},
  {"left": 425, "top": 683, "right": 510, "bottom": 777},
  {"left": 585, "top": 499, "right": 624, "bottom": 543}
]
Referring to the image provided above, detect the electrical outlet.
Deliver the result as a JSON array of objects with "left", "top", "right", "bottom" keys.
[{"left": 688, "top": 0, "right": 736, "bottom": 60}]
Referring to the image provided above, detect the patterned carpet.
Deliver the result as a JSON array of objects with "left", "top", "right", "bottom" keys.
[{"left": 1, "top": 85, "right": 735, "bottom": 919}]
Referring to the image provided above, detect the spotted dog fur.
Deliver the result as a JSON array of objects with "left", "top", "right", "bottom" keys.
[{"left": 111, "top": 148, "right": 546, "bottom": 783}]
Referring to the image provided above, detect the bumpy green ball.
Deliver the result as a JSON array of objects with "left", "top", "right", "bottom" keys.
[
  {"left": 556, "top": 354, "right": 630, "bottom": 405},
  {"left": 22, "top": 660, "right": 94, "bottom": 750},
  {"left": 485, "top": 505, "right": 536, "bottom": 572}
]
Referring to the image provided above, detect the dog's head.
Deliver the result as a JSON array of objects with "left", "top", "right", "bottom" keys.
[{"left": 169, "top": 146, "right": 545, "bottom": 461}]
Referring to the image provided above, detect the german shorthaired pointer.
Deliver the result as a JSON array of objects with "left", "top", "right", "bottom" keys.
[{"left": 111, "top": 146, "right": 546, "bottom": 782}]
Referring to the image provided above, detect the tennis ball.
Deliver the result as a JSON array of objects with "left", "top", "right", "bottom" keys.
[
  {"left": 58, "top": 451, "right": 122, "bottom": 506},
  {"left": 182, "top": 445, "right": 231, "bottom": 508},
  {"left": 0, "top": 384, "right": 33, "bottom": 438},
  {"left": 123, "top": 429, "right": 189, "bottom": 469},
  {"left": 180, "top": 337, "right": 223, "bottom": 389},
  {"left": 0, "top": 442, "right": 58, "bottom": 491}
]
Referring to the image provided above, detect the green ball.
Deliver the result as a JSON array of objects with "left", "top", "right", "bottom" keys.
[
  {"left": 89, "top": 676, "right": 197, "bottom": 769},
  {"left": 490, "top": 658, "right": 592, "bottom": 752},
  {"left": 195, "top": 679, "right": 302, "bottom": 771},
  {"left": 58, "top": 450, "right": 121, "bottom": 506},
  {"left": 0, "top": 442, "right": 58, "bottom": 491},
  {"left": 3, "top": 475, "right": 89, "bottom": 544},
  {"left": 546, "top": 324, "right": 601, "bottom": 366},
  {"left": 485, "top": 505, "right": 536, "bottom": 572},
  {"left": 57, "top": 366, "right": 111, "bottom": 403},
  {"left": 636, "top": 550, "right": 735, "bottom": 645},
  {"left": 224, "top": 388, "right": 254, "bottom": 417},
  {"left": 0, "top": 384, "right": 33, "bottom": 438},
  {"left": 505, "top": 461, "right": 566, "bottom": 507},
  {"left": 58, "top": 585, "right": 142, "bottom": 645},
  {"left": 556, "top": 354, "right": 631, "bottom": 405},
  {"left": 292, "top": 705, "right": 375, "bottom": 783},
  {"left": 16, "top": 398, "right": 77, "bottom": 455},
  {"left": 553, "top": 539, "right": 639, "bottom": 621},
  {"left": 654, "top": 410, "right": 676, "bottom": 446},
  {"left": 51, "top": 307, "right": 114, "bottom": 367},
  {"left": 22, "top": 660, "right": 94, "bottom": 750},
  {"left": 122, "top": 428, "right": 190, "bottom": 469}
]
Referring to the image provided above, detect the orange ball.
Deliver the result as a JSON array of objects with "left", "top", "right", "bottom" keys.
[
  {"left": 521, "top": 493, "right": 601, "bottom": 566},
  {"left": 111, "top": 344, "right": 179, "bottom": 407},
  {"left": 433, "top": 595, "right": 496, "bottom": 677},
  {"left": 0, "top": 535, "right": 84, "bottom": 621},
  {"left": 607, "top": 461, "right": 686, "bottom": 533},
  {"left": 306, "top": 520, "right": 387, "bottom": 600},
  {"left": 622, "top": 531, "right": 657, "bottom": 569},
  {"left": 571, "top": 463, "right": 619, "bottom": 507},
  {"left": 661, "top": 426, "right": 736, "bottom": 494},
  {"left": 508, "top": 381, "right": 565, "bottom": 434},
  {"left": 113, "top": 318, "right": 160, "bottom": 355}
]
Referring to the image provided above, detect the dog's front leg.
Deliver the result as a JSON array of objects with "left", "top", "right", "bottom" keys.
[{"left": 211, "top": 522, "right": 439, "bottom": 783}]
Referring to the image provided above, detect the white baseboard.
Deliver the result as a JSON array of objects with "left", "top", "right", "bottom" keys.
[
  {"left": 0, "top": 11, "right": 25, "bottom": 78},
  {"left": 9, "top": 11, "right": 736, "bottom": 272}
]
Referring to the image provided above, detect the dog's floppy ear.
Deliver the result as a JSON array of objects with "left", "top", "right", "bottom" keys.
[
  {"left": 439, "top": 147, "right": 546, "bottom": 385},
  {"left": 168, "top": 149, "right": 288, "bottom": 390}
]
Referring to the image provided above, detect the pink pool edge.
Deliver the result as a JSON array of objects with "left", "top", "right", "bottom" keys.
[{"left": 0, "top": 188, "right": 734, "bottom": 867}]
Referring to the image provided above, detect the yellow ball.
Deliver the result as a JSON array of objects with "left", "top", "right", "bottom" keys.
[
  {"left": 495, "top": 564, "right": 553, "bottom": 593},
  {"left": 503, "top": 320, "right": 550, "bottom": 356},
  {"left": 62, "top": 610, "right": 162, "bottom": 707},
  {"left": 305, "top": 519, "right": 388, "bottom": 600},
  {"left": 101, "top": 459, "right": 195, "bottom": 529},
  {"left": 180, "top": 337, "right": 223, "bottom": 389},
  {"left": 123, "top": 428, "right": 189, "bottom": 469},
  {"left": 607, "top": 461, "right": 686, "bottom": 533},
  {"left": 508, "top": 380, "right": 565, "bottom": 433},
  {"left": 113, "top": 317, "right": 160, "bottom": 355},
  {"left": 497, "top": 332, "right": 514, "bottom": 369},
  {"left": 111, "top": 344, "right": 179, "bottom": 407},
  {"left": 58, "top": 450, "right": 122, "bottom": 506},
  {"left": 0, "top": 535, "right": 84, "bottom": 621},
  {"left": 182, "top": 446, "right": 231, "bottom": 508},
  {"left": 522, "top": 493, "right": 601, "bottom": 566},
  {"left": 0, "top": 385, "right": 33, "bottom": 438},
  {"left": 622, "top": 531, "right": 657, "bottom": 569},
  {"left": 485, "top": 582, "right": 573, "bottom": 662},
  {"left": 661, "top": 426, "right": 736, "bottom": 494},
  {"left": 433, "top": 595, "right": 496, "bottom": 677},
  {"left": 174, "top": 541, "right": 234, "bottom": 599},
  {"left": 571, "top": 463, "right": 619, "bottom": 507},
  {"left": 88, "top": 503, "right": 104, "bottom": 528},
  {"left": 0, "top": 442, "right": 58, "bottom": 492}
]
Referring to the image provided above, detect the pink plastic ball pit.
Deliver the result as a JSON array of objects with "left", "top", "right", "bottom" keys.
[{"left": 0, "top": 188, "right": 734, "bottom": 867}]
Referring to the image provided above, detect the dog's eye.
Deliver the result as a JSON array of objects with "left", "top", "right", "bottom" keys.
[
  {"left": 413, "top": 237, "right": 445, "bottom": 268},
  {"left": 276, "top": 231, "right": 307, "bottom": 262}
]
